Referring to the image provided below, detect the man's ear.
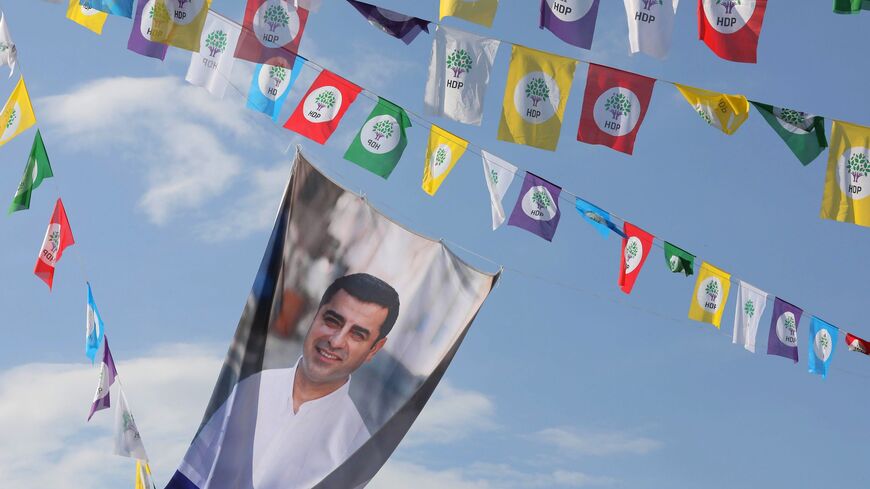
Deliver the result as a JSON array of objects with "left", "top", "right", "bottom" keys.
[{"left": 365, "top": 337, "right": 386, "bottom": 363}]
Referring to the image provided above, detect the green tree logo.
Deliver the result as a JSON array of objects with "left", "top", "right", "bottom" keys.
[
  {"left": 696, "top": 105, "right": 713, "bottom": 125},
  {"left": 847, "top": 153, "right": 870, "bottom": 183},
  {"left": 604, "top": 93, "right": 631, "bottom": 120},
  {"left": 122, "top": 412, "right": 141, "bottom": 439},
  {"left": 5, "top": 108, "right": 16, "bottom": 129},
  {"left": 205, "top": 30, "right": 228, "bottom": 57},
  {"left": 263, "top": 4, "right": 290, "bottom": 32},
  {"left": 817, "top": 331, "right": 830, "bottom": 351},
  {"left": 705, "top": 280, "right": 719, "bottom": 301},
  {"left": 434, "top": 146, "right": 448, "bottom": 167},
  {"left": 641, "top": 0, "right": 663, "bottom": 9},
  {"left": 48, "top": 230, "right": 60, "bottom": 253},
  {"left": 716, "top": 0, "right": 742, "bottom": 14},
  {"left": 778, "top": 108, "right": 810, "bottom": 128},
  {"left": 783, "top": 315, "right": 797, "bottom": 336},
  {"left": 525, "top": 78, "right": 550, "bottom": 108},
  {"left": 624, "top": 239, "right": 639, "bottom": 270},
  {"left": 372, "top": 119, "right": 393, "bottom": 141},
  {"left": 446, "top": 49, "right": 473, "bottom": 78},
  {"left": 314, "top": 90, "right": 336, "bottom": 111},
  {"left": 269, "top": 65, "right": 287, "bottom": 86},
  {"left": 743, "top": 300, "right": 755, "bottom": 318},
  {"left": 531, "top": 189, "right": 552, "bottom": 210},
  {"left": 489, "top": 169, "right": 499, "bottom": 185},
  {"left": 669, "top": 255, "right": 681, "bottom": 272}
]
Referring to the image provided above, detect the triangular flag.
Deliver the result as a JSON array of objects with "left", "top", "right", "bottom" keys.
[
  {"left": 575, "top": 198, "right": 621, "bottom": 238},
  {"left": 246, "top": 57, "right": 304, "bottom": 122},
  {"left": 127, "top": 0, "right": 169, "bottom": 60},
  {"left": 34, "top": 198, "right": 75, "bottom": 290},
  {"left": 539, "top": 0, "right": 601, "bottom": 49},
  {"left": 347, "top": 0, "right": 431, "bottom": 44},
  {"left": 688, "top": 261, "right": 731, "bottom": 328},
  {"left": 283, "top": 69, "right": 362, "bottom": 144},
  {"left": 88, "top": 336, "right": 117, "bottom": 420},
  {"left": 481, "top": 150, "right": 517, "bottom": 230},
  {"left": 819, "top": 120, "right": 870, "bottom": 227},
  {"left": 663, "top": 242, "right": 693, "bottom": 276},
  {"left": 623, "top": 0, "right": 680, "bottom": 59},
  {"left": 697, "top": 0, "right": 767, "bottom": 63},
  {"left": 422, "top": 125, "right": 468, "bottom": 195},
  {"left": 235, "top": 0, "right": 309, "bottom": 66},
  {"left": 675, "top": 83, "right": 749, "bottom": 135},
  {"left": 136, "top": 461, "right": 157, "bottom": 489},
  {"left": 767, "top": 297, "right": 802, "bottom": 363},
  {"left": 834, "top": 0, "right": 870, "bottom": 13},
  {"left": 184, "top": 12, "right": 241, "bottom": 99},
  {"left": 508, "top": 172, "right": 562, "bottom": 241},
  {"left": 619, "top": 222, "right": 654, "bottom": 294},
  {"left": 809, "top": 317, "right": 838, "bottom": 378},
  {"left": 845, "top": 332, "right": 870, "bottom": 355},
  {"left": 86, "top": 282, "right": 105, "bottom": 363},
  {"left": 0, "top": 77, "right": 37, "bottom": 147},
  {"left": 344, "top": 97, "right": 412, "bottom": 179},
  {"left": 114, "top": 386, "right": 149, "bottom": 461},
  {"left": 751, "top": 102, "right": 827, "bottom": 166},
  {"left": 66, "top": 0, "right": 109, "bottom": 34},
  {"left": 577, "top": 63, "right": 656, "bottom": 154},
  {"left": 732, "top": 281, "right": 767, "bottom": 352},
  {"left": 0, "top": 13, "right": 18, "bottom": 77},
  {"left": 9, "top": 130, "right": 53, "bottom": 214},
  {"left": 81, "top": 0, "right": 134, "bottom": 18},
  {"left": 439, "top": 0, "right": 499, "bottom": 27},
  {"left": 149, "top": 0, "right": 211, "bottom": 51}
]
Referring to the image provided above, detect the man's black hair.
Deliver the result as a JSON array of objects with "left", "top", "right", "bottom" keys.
[{"left": 319, "top": 273, "right": 400, "bottom": 341}]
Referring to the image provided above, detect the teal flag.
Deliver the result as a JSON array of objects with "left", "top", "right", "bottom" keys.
[
  {"left": 751, "top": 102, "right": 827, "bottom": 166},
  {"left": 9, "top": 130, "right": 53, "bottom": 214},
  {"left": 343, "top": 98, "right": 411, "bottom": 178}
]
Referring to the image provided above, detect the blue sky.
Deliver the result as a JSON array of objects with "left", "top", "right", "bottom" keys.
[{"left": 1, "top": 1, "right": 869, "bottom": 488}]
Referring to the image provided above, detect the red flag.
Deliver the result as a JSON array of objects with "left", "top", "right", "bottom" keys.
[
  {"left": 698, "top": 0, "right": 767, "bottom": 64},
  {"left": 234, "top": 0, "right": 309, "bottom": 66},
  {"left": 577, "top": 64, "right": 655, "bottom": 155},
  {"left": 283, "top": 70, "right": 362, "bottom": 144},
  {"left": 846, "top": 333, "right": 870, "bottom": 355},
  {"left": 34, "top": 198, "right": 75, "bottom": 290},
  {"left": 619, "top": 222, "right": 654, "bottom": 294}
]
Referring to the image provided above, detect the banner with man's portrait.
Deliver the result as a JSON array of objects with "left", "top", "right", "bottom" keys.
[{"left": 165, "top": 148, "right": 499, "bottom": 489}]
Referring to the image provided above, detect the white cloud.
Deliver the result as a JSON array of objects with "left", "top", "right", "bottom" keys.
[
  {"left": 370, "top": 461, "right": 616, "bottom": 489},
  {"left": 403, "top": 381, "right": 498, "bottom": 446},
  {"left": 532, "top": 426, "right": 663, "bottom": 456}
]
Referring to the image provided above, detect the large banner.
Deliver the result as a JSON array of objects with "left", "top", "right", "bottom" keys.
[{"left": 166, "top": 148, "right": 499, "bottom": 489}]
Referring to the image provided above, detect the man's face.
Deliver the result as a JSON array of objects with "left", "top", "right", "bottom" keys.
[{"left": 300, "top": 289, "right": 388, "bottom": 386}]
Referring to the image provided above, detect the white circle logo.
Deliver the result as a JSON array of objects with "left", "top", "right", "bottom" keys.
[
  {"left": 258, "top": 64, "right": 291, "bottom": 101},
  {"left": 514, "top": 72, "right": 560, "bottom": 124},
  {"left": 140, "top": 0, "right": 162, "bottom": 40},
  {"left": 775, "top": 312, "right": 798, "bottom": 347},
  {"left": 302, "top": 86, "right": 342, "bottom": 123},
  {"left": 624, "top": 236, "right": 643, "bottom": 274},
  {"left": 163, "top": 0, "right": 205, "bottom": 26},
  {"left": 702, "top": 0, "right": 756, "bottom": 34},
  {"left": 545, "top": 0, "right": 595, "bottom": 22},
  {"left": 360, "top": 115, "right": 400, "bottom": 155},
  {"left": 254, "top": 1, "right": 300, "bottom": 48},
  {"left": 838, "top": 148, "right": 870, "bottom": 200},
  {"left": 80, "top": 4, "right": 100, "bottom": 16},
  {"left": 593, "top": 87, "right": 641, "bottom": 137},
  {"left": 773, "top": 107, "right": 815, "bottom": 134},
  {"left": 814, "top": 329, "right": 833, "bottom": 362},
  {"left": 39, "top": 223, "right": 62, "bottom": 266},
  {"left": 696, "top": 277, "right": 723, "bottom": 313},
  {"left": 431, "top": 144, "right": 452, "bottom": 178},
  {"left": 521, "top": 186, "right": 558, "bottom": 221},
  {"left": 0, "top": 102, "right": 21, "bottom": 143}
]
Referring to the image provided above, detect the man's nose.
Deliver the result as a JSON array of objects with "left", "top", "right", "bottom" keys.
[{"left": 328, "top": 328, "right": 349, "bottom": 350}]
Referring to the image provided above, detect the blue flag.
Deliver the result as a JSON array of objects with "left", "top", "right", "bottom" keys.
[
  {"left": 80, "top": 0, "right": 134, "bottom": 18},
  {"left": 575, "top": 198, "right": 622, "bottom": 238},
  {"left": 246, "top": 57, "right": 304, "bottom": 122},
  {"left": 808, "top": 317, "right": 838, "bottom": 378},
  {"left": 86, "top": 283, "right": 105, "bottom": 363}
]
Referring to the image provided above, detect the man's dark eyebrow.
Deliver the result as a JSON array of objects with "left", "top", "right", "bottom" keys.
[
  {"left": 323, "top": 309, "right": 345, "bottom": 325},
  {"left": 350, "top": 325, "right": 371, "bottom": 340}
]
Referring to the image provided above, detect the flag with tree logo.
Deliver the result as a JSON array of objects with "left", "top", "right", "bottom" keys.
[
  {"left": 481, "top": 150, "right": 517, "bottom": 230},
  {"left": 34, "top": 198, "right": 75, "bottom": 290},
  {"left": 114, "top": 386, "right": 149, "bottom": 461},
  {"left": 664, "top": 241, "right": 694, "bottom": 276},
  {"left": 508, "top": 172, "right": 562, "bottom": 241},
  {"left": 809, "top": 317, "right": 838, "bottom": 378},
  {"left": 86, "top": 282, "right": 105, "bottom": 363},
  {"left": 439, "top": 0, "right": 499, "bottom": 27},
  {"left": 578, "top": 63, "right": 655, "bottom": 154},
  {"left": 9, "top": 130, "right": 53, "bottom": 214},
  {"left": 247, "top": 57, "right": 304, "bottom": 122},
  {"left": 697, "top": 0, "right": 767, "bottom": 63},
  {"left": 185, "top": 12, "right": 241, "bottom": 98},
  {"left": 540, "top": 0, "right": 601, "bottom": 49},
  {"left": 88, "top": 336, "right": 117, "bottom": 420},
  {"left": 424, "top": 25, "right": 500, "bottom": 126},
  {"left": 619, "top": 222, "right": 654, "bottom": 294},
  {"left": 344, "top": 97, "right": 412, "bottom": 178},
  {"left": 675, "top": 83, "right": 749, "bottom": 135},
  {"left": 575, "top": 197, "right": 620, "bottom": 238},
  {"left": 845, "top": 332, "right": 870, "bottom": 355},
  {"left": 0, "top": 13, "right": 18, "bottom": 77},
  {"left": 235, "top": 0, "right": 309, "bottom": 66},
  {"left": 128, "top": 0, "right": 170, "bottom": 60},
  {"left": 283, "top": 69, "right": 362, "bottom": 144},
  {"left": 732, "top": 281, "right": 767, "bottom": 353},
  {"left": 0, "top": 77, "right": 36, "bottom": 148},
  {"left": 767, "top": 297, "right": 802, "bottom": 363},
  {"left": 688, "top": 262, "right": 731, "bottom": 328},
  {"left": 149, "top": 0, "right": 212, "bottom": 51},
  {"left": 347, "top": 0, "right": 431, "bottom": 44},
  {"left": 820, "top": 120, "right": 870, "bottom": 227},
  {"left": 623, "top": 0, "right": 680, "bottom": 59},
  {"left": 751, "top": 101, "right": 827, "bottom": 166},
  {"left": 81, "top": 0, "right": 134, "bottom": 18},
  {"left": 498, "top": 45, "right": 577, "bottom": 151},
  {"left": 422, "top": 125, "right": 468, "bottom": 195},
  {"left": 66, "top": 0, "right": 109, "bottom": 34}
]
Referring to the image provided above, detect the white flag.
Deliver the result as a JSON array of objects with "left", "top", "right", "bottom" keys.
[
  {"left": 623, "top": 0, "right": 679, "bottom": 60},
  {"left": 185, "top": 12, "right": 241, "bottom": 98},
  {"left": 481, "top": 151, "right": 517, "bottom": 230},
  {"left": 732, "top": 281, "right": 768, "bottom": 353},
  {"left": 424, "top": 25, "right": 499, "bottom": 126},
  {"left": 0, "top": 13, "right": 18, "bottom": 78},
  {"left": 114, "top": 387, "right": 149, "bottom": 461}
]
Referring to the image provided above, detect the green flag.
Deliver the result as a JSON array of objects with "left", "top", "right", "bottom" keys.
[
  {"left": 751, "top": 102, "right": 828, "bottom": 166},
  {"left": 9, "top": 130, "right": 53, "bottom": 214},
  {"left": 343, "top": 97, "right": 411, "bottom": 179},
  {"left": 833, "top": 0, "right": 870, "bottom": 14},
  {"left": 664, "top": 242, "right": 694, "bottom": 276}
]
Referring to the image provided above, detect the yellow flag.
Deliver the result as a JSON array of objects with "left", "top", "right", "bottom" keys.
[
  {"left": 135, "top": 461, "right": 154, "bottom": 489},
  {"left": 422, "top": 125, "right": 468, "bottom": 196},
  {"left": 497, "top": 45, "right": 577, "bottom": 151},
  {"left": 675, "top": 83, "right": 749, "bottom": 135},
  {"left": 150, "top": 0, "right": 212, "bottom": 52},
  {"left": 439, "top": 0, "right": 499, "bottom": 27},
  {"left": 820, "top": 120, "right": 870, "bottom": 227},
  {"left": 0, "top": 77, "right": 37, "bottom": 148},
  {"left": 66, "top": 0, "right": 108, "bottom": 34},
  {"left": 688, "top": 262, "right": 731, "bottom": 328}
]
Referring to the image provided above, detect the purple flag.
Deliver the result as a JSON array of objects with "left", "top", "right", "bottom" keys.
[
  {"left": 127, "top": 0, "right": 168, "bottom": 61},
  {"left": 539, "top": 0, "right": 601, "bottom": 50},
  {"left": 87, "top": 337, "right": 118, "bottom": 421},
  {"left": 508, "top": 172, "right": 562, "bottom": 241},
  {"left": 767, "top": 297, "right": 802, "bottom": 363},
  {"left": 346, "top": 0, "right": 431, "bottom": 45}
]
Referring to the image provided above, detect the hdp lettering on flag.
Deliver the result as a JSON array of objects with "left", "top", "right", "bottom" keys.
[
  {"left": 185, "top": 12, "right": 241, "bottom": 98},
  {"left": 128, "top": 0, "right": 169, "bottom": 60},
  {"left": 247, "top": 57, "right": 303, "bottom": 122},
  {"left": 698, "top": 0, "right": 767, "bottom": 63},
  {"left": 347, "top": 0, "right": 431, "bottom": 44},
  {"left": 481, "top": 151, "right": 517, "bottom": 230},
  {"left": 235, "top": 0, "right": 309, "bottom": 67},
  {"left": 808, "top": 317, "right": 838, "bottom": 378},
  {"left": 767, "top": 297, "right": 802, "bottom": 363},
  {"left": 751, "top": 102, "right": 827, "bottom": 166},
  {"left": 283, "top": 69, "right": 361, "bottom": 144},
  {"left": 575, "top": 198, "right": 620, "bottom": 238},
  {"left": 422, "top": 125, "right": 468, "bottom": 195},
  {"left": 67, "top": 0, "right": 109, "bottom": 34},
  {"left": 540, "top": 0, "right": 601, "bottom": 50},
  {"left": 663, "top": 241, "right": 693, "bottom": 276},
  {"left": 619, "top": 222, "right": 654, "bottom": 294},
  {"left": 88, "top": 336, "right": 117, "bottom": 420},
  {"left": 623, "top": 0, "right": 680, "bottom": 60},
  {"left": 675, "top": 83, "right": 749, "bottom": 135},
  {"left": 577, "top": 63, "right": 655, "bottom": 155},
  {"left": 0, "top": 77, "right": 37, "bottom": 148},
  {"left": 732, "top": 280, "right": 767, "bottom": 353},
  {"left": 81, "top": 0, "right": 134, "bottom": 18},
  {"left": 508, "top": 172, "right": 562, "bottom": 241},
  {"left": 344, "top": 97, "right": 412, "bottom": 179},
  {"left": 149, "top": 0, "right": 212, "bottom": 52},
  {"left": 688, "top": 262, "right": 731, "bottom": 328},
  {"left": 34, "top": 199, "right": 75, "bottom": 290},
  {"left": 820, "top": 120, "right": 870, "bottom": 227},
  {"left": 439, "top": 0, "right": 499, "bottom": 27},
  {"left": 86, "top": 283, "right": 105, "bottom": 363},
  {"left": 9, "top": 130, "right": 53, "bottom": 214}
]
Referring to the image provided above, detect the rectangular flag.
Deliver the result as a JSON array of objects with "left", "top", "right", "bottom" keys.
[
  {"left": 344, "top": 97, "right": 411, "bottom": 179},
  {"left": 834, "top": 0, "right": 870, "bottom": 13},
  {"left": 623, "top": 0, "right": 680, "bottom": 59},
  {"left": 283, "top": 69, "right": 361, "bottom": 144},
  {"left": 347, "top": 0, "right": 430, "bottom": 44},
  {"left": 422, "top": 125, "right": 468, "bottom": 195},
  {"left": 149, "top": 0, "right": 211, "bottom": 52},
  {"left": 675, "top": 83, "right": 749, "bottom": 135},
  {"left": 575, "top": 197, "right": 619, "bottom": 237},
  {"left": 0, "top": 13, "right": 18, "bottom": 77},
  {"left": 508, "top": 172, "right": 562, "bottom": 241},
  {"left": 88, "top": 337, "right": 117, "bottom": 420},
  {"left": 846, "top": 332, "right": 870, "bottom": 354},
  {"left": 0, "top": 77, "right": 37, "bottom": 147},
  {"left": 481, "top": 150, "right": 517, "bottom": 230},
  {"left": 9, "top": 130, "right": 53, "bottom": 214},
  {"left": 424, "top": 25, "right": 500, "bottom": 126},
  {"left": 115, "top": 387, "right": 149, "bottom": 461},
  {"left": 619, "top": 222, "right": 654, "bottom": 294},
  {"left": 688, "top": 261, "right": 731, "bottom": 327},
  {"left": 809, "top": 317, "right": 837, "bottom": 378},
  {"left": 235, "top": 0, "right": 309, "bottom": 66},
  {"left": 577, "top": 63, "right": 655, "bottom": 154},
  {"left": 664, "top": 241, "right": 693, "bottom": 276},
  {"left": 751, "top": 102, "right": 827, "bottom": 166},
  {"left": 439, "top": 0, "right": 499, "bottom": 27},
  {"left": 820, "top": 120, "right": 870, "bottom": 227},
  {"left": 34, "top": 199, "right": 75, "bottom": 290},
  {"left": 732, "top": 280, "right": 767, "bottom": 353},
  {"left": 86, "top": 282, "right": 105, "bottom": 363},
  {"left": 136, "top": 461, "right": 156, "bottom": 489},
  {"left": 698, "top": 0, "right": 767, "bottom": 63},
  {"left": 66, "top": 0, "right": 108, "bottom": 34},
  {"left": 247, "top": 57, "right": 304, "bottom": 122},
  {"left": 81, "top": 0, "right": 134, "bottom": 18},
  {"left": 127, "top": 0, "right": 169, "bottom": 60},
  {"left": 185, "top": 12, "right": 241, "bottom": 98},
  {"left": 498, "top": 45, "right": 578, "bottom": 151},
  {"left": 540, "top": 0, "right": 601, "bottom": 49},
  {"left": 767, "top": 297, "right": 802, "bottom": 363}
]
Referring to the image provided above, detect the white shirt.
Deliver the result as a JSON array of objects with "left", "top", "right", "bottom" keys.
[{"left": 179, "top": 363, "right": 371, "bottom": 489}]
